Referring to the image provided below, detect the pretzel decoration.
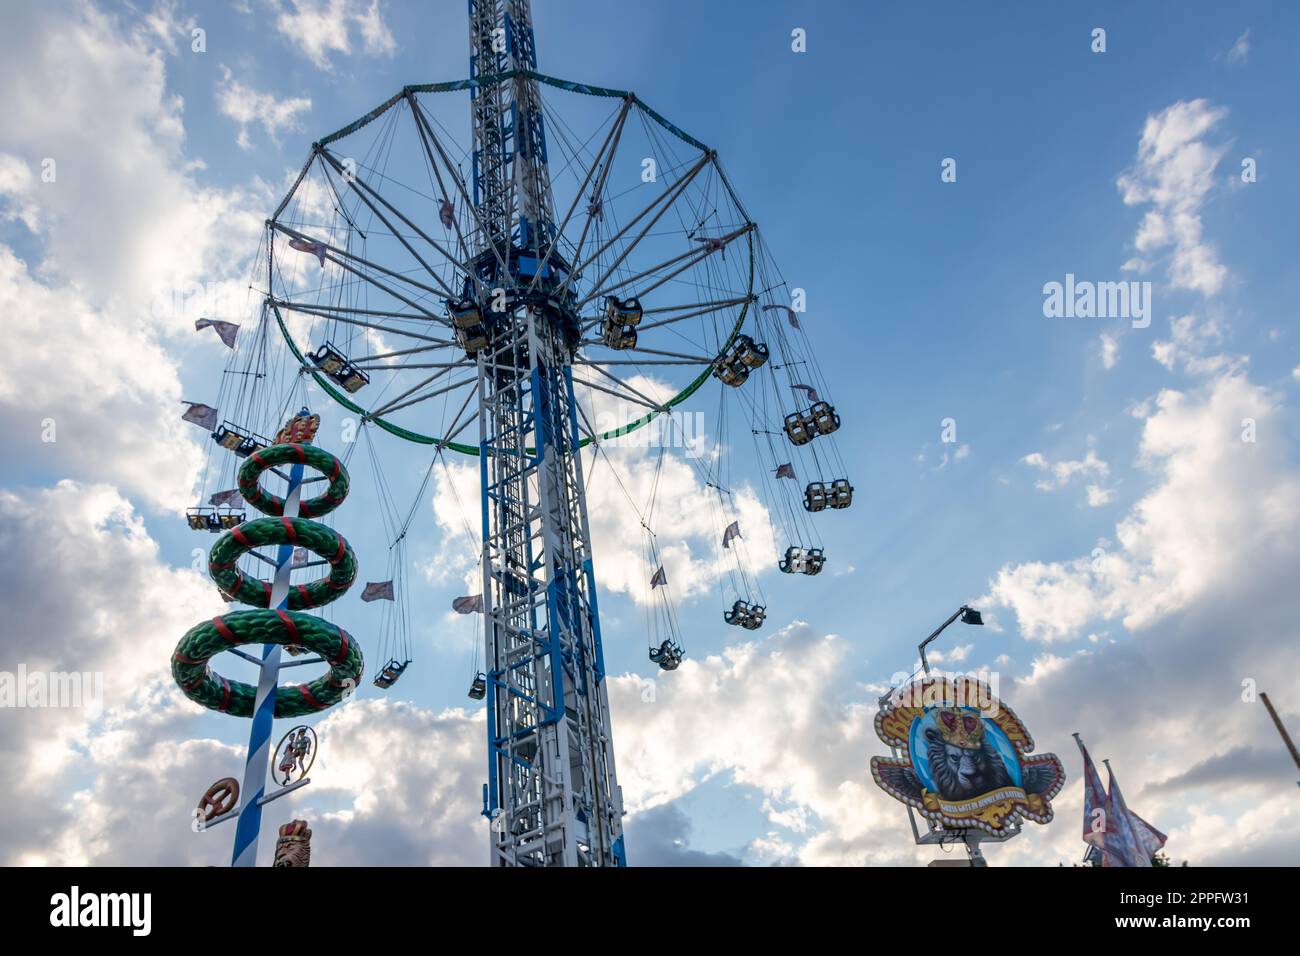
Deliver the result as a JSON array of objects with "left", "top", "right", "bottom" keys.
[{"left": 197, "top": 776, "right": 240, "bottom": 822}]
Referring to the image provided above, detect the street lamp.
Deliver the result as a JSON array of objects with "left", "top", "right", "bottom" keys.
[{"left": 918, "top": 605, "right": 983, "bottom": 675}]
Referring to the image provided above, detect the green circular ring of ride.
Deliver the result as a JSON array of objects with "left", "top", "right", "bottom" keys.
[
  {"left": 238, "top": 443, "right": 349, "bottom": 519},
  {"left": 272, "top": 72, "right": 756, "bottom": 455},
  {"left": 172, "top": 609, "right": 364, "bottom": 718},
  {"left": 209, "top": 517, "right": 357, "bottom": 611}
]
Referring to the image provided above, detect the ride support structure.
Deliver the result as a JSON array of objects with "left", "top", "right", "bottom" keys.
[{"left": 470, "top": 0, "right": 626, "bottom": 867}]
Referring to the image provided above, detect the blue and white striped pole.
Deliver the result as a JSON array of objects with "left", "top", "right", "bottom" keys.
[{"left": 231, "top": 452, "right": 306, "bottom": 867}]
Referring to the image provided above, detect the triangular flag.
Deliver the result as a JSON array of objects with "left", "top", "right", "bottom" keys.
[
  {"left": 1102, "top": 762, "right": 1150, "bottom": 867},
  {"left": 439, "top": 199, "right": 455, "bottom": 230},
  {"left": 288, "top": 237, "right": 327, "bottom": 267},
  {"left": 1073, "top": 734, "right": 1110, "bottom": 854},
  {"left": 762, "top": 303, "right": 801, "bottom": 330},
  {"left": 774, "top": 463, "right": 796, "bottom": 481},
  {"left": 181, "top": 402, "right": 219, "bottom": 430},
  {"left": 791, "top": 383, "right": 820, "bottom": 403},
  {"left": 195, "top": 318, "right": 239, "bottom": 349},
  {"left": 650, "top": 566, "right": 667, "bottom": 589},
  {"left": 453, "top": 594, "right": 484, "bottom": 614},
  {"left": 360, "top": 580, "right": 395, "bottom": 602},
  {"left": 722, "top": 520, "right": 741, "bottom": 549},
  {"left": 208, "top": 489, "right": 243, "bottom": 508}
]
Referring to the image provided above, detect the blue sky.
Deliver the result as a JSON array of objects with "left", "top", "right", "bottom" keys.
[{"left": 1, "top": 0, "right": 1299, "bottom": 866}]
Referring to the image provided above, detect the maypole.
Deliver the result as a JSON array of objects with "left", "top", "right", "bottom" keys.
[{"left": 173, "top": 411, "right": 364, "bottom": 865}]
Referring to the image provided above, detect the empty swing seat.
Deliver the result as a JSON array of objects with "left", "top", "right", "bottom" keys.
[
  {"left": 724, "top": 599, "right": 766, "bottom": 630},
  {"left": 468, "top": 672, "right": 487, "bottom": 700},
  {"left": 604, "top": 295, "right": 643, "bottom": 327},
  {"left": 648, "top": 639, "right": 684, "bottom": 671},
  {"left": 372, "top": 658, "right": 410, "bottom": 690},
  {"left": 829, "top": 479, "right": 853, "bottom": 509},
  {"left": 783, "top": 411, "right": 813, "bottom": 446},
  {"left": 713, "top": 334, "right": 769, "bottom": 388},
  {"left": 804, "top": 482, "right": 828, "bottom": 512},
  {"left": 211, "top": 422, "right": 268, "bottom": 459},
  {"left": 448, "top": 298, "right": 489, "bottom": 355},
  {"left": 810, "top": 401, "right": 840, "bottom": 436},
  {"left": 601, "top": 295, "right": 642, "bottom": 350},
  {"left": 309, "top": 341, "right": 370, "bottom": 394},
  {"left": 779, "top": 546, "right": 806, "bottom": 574}
]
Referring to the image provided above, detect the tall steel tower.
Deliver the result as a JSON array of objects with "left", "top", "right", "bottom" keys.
[{"left": 468, "top": 0, "right": 626, "bottom": 867}]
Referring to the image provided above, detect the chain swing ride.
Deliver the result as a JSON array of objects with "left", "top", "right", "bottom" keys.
[{"left": 175, "top": 0, "right": 851, "bottom": 867}]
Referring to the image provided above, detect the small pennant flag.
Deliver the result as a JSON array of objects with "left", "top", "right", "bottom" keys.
[
  {"left": 762, "top": 303, "right": 801, "bottom": 330},
  {"left": 288, "top": 237, "right": 328, "bottom": 267},
  {"left": 208, "top": 489, "right": 243, "bottom": 508},
  {"left": 1074, "top": 734, "right": 1110, "bottom": 855},
  {"left": 587, "top": 196, "right": 603, "bottom": 220},
  {"left": 361, "top": 580, "right": 395, "bottom": 603},
  {"left": 291, "top": 547, "right": 309, "bottom": 567},
  {"left": 722, "top": 520, "right": 741, "bottom": 550},
  {"left": 195, "top": 318, "right": 239, "bottom": 349},
  {"left": 181, "top": 402, "right": 219, "bottom": 430},
  {"left": 650, "top": 565, "right": 667, "bottom": 589},
  {"left": 439, "top": 199, "right": 455, "bottom": 230},
  {"left": 774, "top": 463, "right": 796, "bottom": 481},
  {"left": 453, "top": 594, "right": 484, "bottom": 614},
  {"left": 791, "top": 383, "right": 820, "bottom": 403}
]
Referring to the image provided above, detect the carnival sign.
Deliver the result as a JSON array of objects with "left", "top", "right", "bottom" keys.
[{"left": 871, "top": 676, "right": 1065, "bottom": 837}]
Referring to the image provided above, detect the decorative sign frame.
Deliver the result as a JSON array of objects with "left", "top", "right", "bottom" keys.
[{"left": 871, "top": 676, "right": 1065, "bottom": 837}]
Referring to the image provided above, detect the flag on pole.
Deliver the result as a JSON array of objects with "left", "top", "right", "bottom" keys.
[
  {"left": 453, "top": 594, "right": 484, "bottom": 614},
  {"left": 195, "top": 318, "right": 239, "bottom": 349},
  {"left": 1131, "top": 810, "right": 1168, "bottom": 862},
  {"left": 361, "top": 581, "right": 395, "bottom": 602},
  {"left": 208, "top": 489, "right": 243, "bottom": 508},
  {"left": 1074, "top": 733, "right": 1110, "bottom": 857},
  {"left": 288, "top": 237, "right": 328, "bottom": 267},
  {"left": 791, "top": 383, "right": 820, "bottom": 403},
  {"left": 181, "top": 402, "right": 219, "bottom": 430},
  {"left": 650, "top": 566, "right": 667, "bottom": 589},
  {"left": 1102, "top": 760, "right": 1151, "bottom": 867},
  {"left": 774, "top": 463, "right": 796, "bottom": 480},
  {"left": 722, "top": 520, "right": 741, "bottom": 549},
  {"left": 439, "top": 199, "right": 455, "bottom": 230},
  {"left": 762, "top": 303, "right": 801, "bottom": 330}
]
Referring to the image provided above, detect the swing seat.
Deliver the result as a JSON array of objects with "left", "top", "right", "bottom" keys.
[
  {"left": 211, "top": 423, "right": 268, "bottom": 458},
  {"left": 372, "top": 658, "right": 410, "bottom": 689},
  {"left": 604, "top": 295, "right": 643, "bottom": 327},
  {"left": 828, "top": 479, "right": 853, "bottom": 509},
  {"left": 310, "top": 341, "right": 371, "bottom": 394},
  {"left": 804, "top": 481, "right": 827, "bottom": 512},
  {"left": 468, "top": 672, "right": 487, "bottom": 700},
  {"left": 779, "top": 546, "right": 806, "bottom": 574},
  {"left": 648, "top": 639, "right": 684, "bottom": 671}
]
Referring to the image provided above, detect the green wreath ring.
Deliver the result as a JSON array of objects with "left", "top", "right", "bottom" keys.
[
  {"left": 238, "top": 443, "right": 350, "bottom": 519},
  {"left": 209, "top": 517, "right": 357, "bottom": 611},
  {"left": 172, "top": 609, "right": 363, "bottom": 718}
]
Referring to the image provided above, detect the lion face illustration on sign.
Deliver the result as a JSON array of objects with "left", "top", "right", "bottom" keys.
[{"left": 871, "top": 677, "right": 1065, "bottom": 836}]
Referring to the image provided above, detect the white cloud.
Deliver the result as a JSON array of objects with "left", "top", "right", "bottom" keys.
[
  {"left": 1100, "top": 332, "right": 1119, "bottom": 370},
  {"left": 0, "top": 3, "right": 269, "bottom": 511},
  {"left": 274, "top": 0, "right": 397, "bottom": 70},
  {"left": 1021, "top": 446, "right": 1110, "bottom": 502},
  {"left": 990, "top": 372, "right": 1299, "bottom": 642},
  {"left": 1224, "top": 29, "right": 1251, "bottom": 66},
  {"left": 216, "top": 66, "right": 311, "bottom": 149},
  {"left": 1117, "top": 100, "right": 1229, "bottom": 297}
]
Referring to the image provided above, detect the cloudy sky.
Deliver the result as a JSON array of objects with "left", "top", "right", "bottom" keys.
[{"left": 1, "top": 0, "right": 1299, "bottom": 867}]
